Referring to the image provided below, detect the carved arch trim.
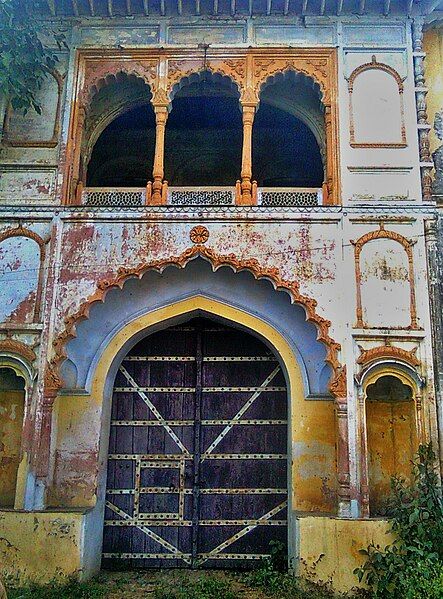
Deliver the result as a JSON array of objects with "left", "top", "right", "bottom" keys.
[
  {"left": 0, "top": 226, "right": 47, "bottom": 323},
  {"left": 50, "top": 244, "right": 342, "bottom": 391},
  {"left": 357, "top": 345, "right": 420, "bottom": 369},
  {"left": 167, "top": 59, "right": 245, "bottom": 99},
  {"left": 80, "top": 60, "right": 158, "bottom": 110},
  {"left": 253, "top": 58, "right": 329, "bottom": 103},
  {"left": 3, "top": 69, "right": 65, "bottom": 148},
  {"left": 0, "top": 339, "right": 36, "bottom": 366},
  {"left": 351, "top": 225, "right": 418, "bottom": 330},
  {"left": 347, "top": 56, "right": 407, "bottom": 148}
]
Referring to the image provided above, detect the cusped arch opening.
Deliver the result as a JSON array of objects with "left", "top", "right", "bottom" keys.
[
  {"left": 255, "top": 70, "right": 325, "bottom": 188},
  {"left": 165, "top": 70, "right": 242, "bottom": 186},
  {"left": 0, "top": 366, "right": 26, "bottom": 508},
  {"left": 83, "top": 73, "right": 154, "bottom": 187}
]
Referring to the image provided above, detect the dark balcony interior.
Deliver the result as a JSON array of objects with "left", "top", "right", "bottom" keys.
[{"left": 85, "top": 71, "right": 325, "bottom": 190}]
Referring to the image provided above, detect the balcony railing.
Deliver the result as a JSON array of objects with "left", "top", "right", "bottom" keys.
[{"left": 81, "top": 186, "right": 322, "bottom": 207}]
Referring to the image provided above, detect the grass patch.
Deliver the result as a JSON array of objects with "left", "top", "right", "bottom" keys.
[
  {"left": 153, "top": 575, "right": 238, "bottom": 599},
  {"left": 6, "top": 577, "right": 107, "bottom": 599}
]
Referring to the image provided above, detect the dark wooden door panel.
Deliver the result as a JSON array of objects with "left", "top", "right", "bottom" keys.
[{"left": 102, "top": 318, "right": 288, "bottom": 569}]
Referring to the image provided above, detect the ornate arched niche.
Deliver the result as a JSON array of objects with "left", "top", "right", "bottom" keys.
[
  {"left": 0, "top": 226, "right": 46, "bottom": 324},
  {"left": 356, "top": 349, "right": 424, "bottom": 517},
  {"left": 3, "top": 70, "right": 64, "bottom": 148},
  {"left": 81, "top": 72, "right": 154, "bottom": 188},
  {"left": 348, "top": 56, "right": 406, "bottom": 148},
  {"left": 352, "top": 225, "right": 418, "bottom": 330}
]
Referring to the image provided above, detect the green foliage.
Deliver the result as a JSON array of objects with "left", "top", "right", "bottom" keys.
[
  {"left": 153, "top": 575, "right": 237, "bottom": 599},
  {"left": 7, "top": 577, "right": 107, "bottom": 599},
  {"left": 355, "top": 444, "right": 443, "bottom": 598},
  {"left": 0, "top": 0, "right": 64, "bottom": 113}
]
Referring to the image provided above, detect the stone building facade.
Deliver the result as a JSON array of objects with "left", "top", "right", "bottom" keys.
[{"left": 0, "top": 0, "right": 442, "bottom": 591}]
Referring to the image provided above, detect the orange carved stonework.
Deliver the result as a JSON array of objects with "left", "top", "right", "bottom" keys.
[
  {"left": 81, "top": 59, "right": 158, "bottom": 109},
  {"left": 190, "top": 226, "right": 209, "bottom": 244},
  {"left": 357, "top": 345, "right": 420, "bottom": 368},
  {"left": 0, "top": 339, "right": 36, "bottom": 364},
  {"left": 167, "top": 58, "right": 246, "bottom": 96},
  {"left": 329, "top": 365, "right": 347, "bottom": 398}
]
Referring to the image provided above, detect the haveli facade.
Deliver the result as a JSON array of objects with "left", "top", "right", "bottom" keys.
[{"left": 0, "top": 0, "right": 442, "bottom": 592}]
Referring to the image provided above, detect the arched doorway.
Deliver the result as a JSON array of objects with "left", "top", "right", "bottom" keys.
[
  {"left": 0, "top": 367, "right": 26, "bottom": 508},
  {"left": 102, "top": 316, "right": 288, "bottom": 569}
]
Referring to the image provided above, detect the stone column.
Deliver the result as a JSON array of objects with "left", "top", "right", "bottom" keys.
[
  {"left": 149, "top": 90, "right": 170, "bottom": 205},
  {"left": 237, "top": 89, "right": 259, "bottom": 206},
  {"left": 329, "top": 366, "right": 352, "bottom": 517},
  {"left": 31, "top": 366, "right": 61, "bottom": 508},
  {"left": 412, "top": 18, "right": 433, "bottom": 202},
  {"left": 424, "top": 218, "right": 443, "bottom": 469},
  {"left": 357, "top": 387, "right": 370, "bottom": 518},
  {"left": 324, "top": 104, "right": 334, "bottom": 206},
  {"left": 70, "top": 104, "right": 86, "bottom": 205}
]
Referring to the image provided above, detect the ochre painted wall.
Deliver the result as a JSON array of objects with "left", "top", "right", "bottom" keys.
[
  {"left": 424, "top": 27, "right": 443, "bottom": 154},
  {"left": 0, "top": 511, "right": 85, "bottom": 584},
  {"left": 298, "top": 516, "right": 394, "bottom": 592},
  {"left": 366, "top": 400, "right": 417, "bottom": 514},
  {"left": 292, "top": 400, "right": 337, "bottom": 513},
  {"left": 0, "top": 390, "right": 25, "bottom": 507}
]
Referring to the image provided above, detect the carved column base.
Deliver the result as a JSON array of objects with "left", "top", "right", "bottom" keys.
[
  {"left": 147, "top": 179, "right": 168, "bottom": 205},
  {"left": 235, "top": 179, "right": 257, "bottom": 205}
]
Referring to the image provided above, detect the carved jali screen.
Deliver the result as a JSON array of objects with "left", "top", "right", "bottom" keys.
[{"left": 102, "top": 318, "right": 288, "bottom": 568}]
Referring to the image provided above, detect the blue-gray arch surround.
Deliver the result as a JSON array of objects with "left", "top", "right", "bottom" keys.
[{"left": 61, "top": 257, "right": 332, "bottom": 397}]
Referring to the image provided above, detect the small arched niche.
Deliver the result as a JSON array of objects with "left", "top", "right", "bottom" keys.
[
  {"left": 254, "top": 71, "right": 325, "bottom": 188},
  {"left": 349, "top": 59, "right": 406, "bottom": 148},
  {"left": 0, "top": 367, "right": 26, "bottom": 508},
  {"left": 365, "top": 373, "right": 417, "bottom": 515},
  {"left": 0, "top": 234, "right": 41, "bottom": 324},
  {"left": 84, "top": 73, "right": 154, "bottom": 187},
  {"left": 357, "top": 235, "right": 415, "bottom": 329},
  {"left": 165, "top": 71, "right": 242, "bottom": 186}
]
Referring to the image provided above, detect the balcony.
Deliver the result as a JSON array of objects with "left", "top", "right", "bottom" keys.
[{"left": 81, "top": 186, "right": 323, "bottom": 208}]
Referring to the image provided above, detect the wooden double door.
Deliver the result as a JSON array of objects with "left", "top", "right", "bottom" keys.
[{"left": 102, "top": 318, "right": 288, "bottom": 568}]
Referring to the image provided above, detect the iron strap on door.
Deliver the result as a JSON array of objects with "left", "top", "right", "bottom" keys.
[{"left": 102, "top": 319, "right": 288, "bottom": 569}]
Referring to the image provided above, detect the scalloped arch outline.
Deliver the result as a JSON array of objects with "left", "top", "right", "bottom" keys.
[{"left": 49, "top": 244, "right": 342, "bottom": 392}]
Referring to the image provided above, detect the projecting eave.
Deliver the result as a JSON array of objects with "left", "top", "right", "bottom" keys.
[{"left": 36, "top": 0, "right": 443, "bottom": 19}]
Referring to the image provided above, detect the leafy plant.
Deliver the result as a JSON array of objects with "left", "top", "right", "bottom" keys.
[
  {"left": 0, "top": 0, "right": 65, "bottom": 113},
  {"left": 355, "top": 444, "right": 443, "bottom": 598}
]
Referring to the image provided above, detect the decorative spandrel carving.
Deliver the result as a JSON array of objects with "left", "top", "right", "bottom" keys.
[{"left": 432, "top": 109, "right": 443, "bottom": 196}]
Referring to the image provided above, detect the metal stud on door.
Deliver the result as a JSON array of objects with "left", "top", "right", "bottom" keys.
[{"left": 102, "top": 318, "right": 288, "bottom": 569}]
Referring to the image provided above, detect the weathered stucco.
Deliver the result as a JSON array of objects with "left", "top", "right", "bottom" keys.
[
  {"left": 297, "top": 516, "right": 394, "bottom": 592},
  {"left": 0, "top": 5, "right": 441, "bottom": 591},
  {"left": 0, "top": 510, "right": 86, "bottom": 584}
]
